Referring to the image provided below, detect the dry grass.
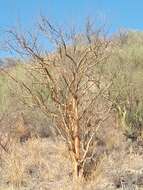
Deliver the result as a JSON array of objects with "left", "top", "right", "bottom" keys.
[
  {"left": 0, "top": 137, "right": 73, "bottom": 190},
  {"left": 0, "top": 111, "right": 142, "bottom": 190},
  {"left": 0, "top": 126, "right": 142, "bottom": 190}
]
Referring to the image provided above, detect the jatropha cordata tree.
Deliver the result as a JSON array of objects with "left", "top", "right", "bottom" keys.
[{"left": 4, "top": 17, "right": 113, "bottom": 179}]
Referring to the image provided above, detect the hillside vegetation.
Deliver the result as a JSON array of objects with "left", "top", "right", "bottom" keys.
[{"left": 0, "top": 29, "right": 143, "bottom": 190}]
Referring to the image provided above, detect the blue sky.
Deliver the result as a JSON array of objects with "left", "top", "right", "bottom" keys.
[
  {"left": 1, "top": 0, "right": 143, "bottom": 32},
  {"left": 0, "top": 0, "right": 143, "bottom": 57}
]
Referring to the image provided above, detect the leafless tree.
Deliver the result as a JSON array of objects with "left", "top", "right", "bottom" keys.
[{"left": 3, "top": 17, "right": 114, "bottom": 179}]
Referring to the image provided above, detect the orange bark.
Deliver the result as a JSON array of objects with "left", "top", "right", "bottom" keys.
[{"left": 72, "top": 97, "right": 80, "bottom": 178}]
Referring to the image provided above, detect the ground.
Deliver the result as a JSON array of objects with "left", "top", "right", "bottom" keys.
[{"left": 0, "top": 114, "right": 142, "bottom": 190}]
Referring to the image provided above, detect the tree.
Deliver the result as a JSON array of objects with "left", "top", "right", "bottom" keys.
[{"left": 3, "top": 17, "right": 113, "bottom": 179}]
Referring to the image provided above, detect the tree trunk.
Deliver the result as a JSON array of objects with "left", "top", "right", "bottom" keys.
[{"left": 72, "top": 97, "right": 80, "bottom": 179}]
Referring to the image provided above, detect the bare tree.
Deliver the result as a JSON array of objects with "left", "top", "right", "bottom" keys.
[{"left": 3, "top": 18, "right": 113, "bottom": 179}]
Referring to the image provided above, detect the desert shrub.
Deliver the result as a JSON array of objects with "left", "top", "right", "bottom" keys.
[
  {"left": 0, "top": 64, "right": 56, "bottom": 143},
  {"left": 0, "top": 72, "right": 10, "bottom": 113},
  {"left": 106, "top": 31, "right": 143, "bottom": 140},
  {"left": 2, "top": 18, "right": 115, "bottom": 180}
]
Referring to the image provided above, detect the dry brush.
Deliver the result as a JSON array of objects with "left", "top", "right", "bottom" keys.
[{"left": 2, "top": 18, "right": 114, "bottom": 180}]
